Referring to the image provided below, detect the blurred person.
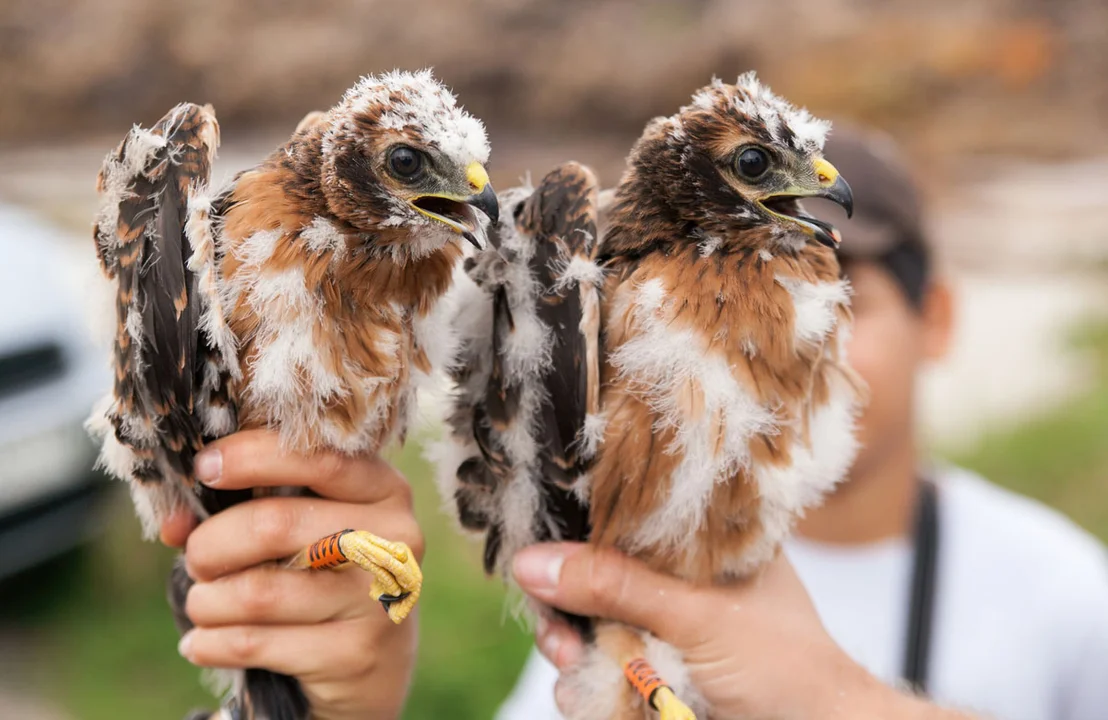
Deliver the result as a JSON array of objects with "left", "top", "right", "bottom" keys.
[{"left": 495, "top": 125, "right": 1108, "bottom": 720}]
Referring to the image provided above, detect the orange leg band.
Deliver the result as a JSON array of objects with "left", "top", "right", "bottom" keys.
[
  {"left": 306, "top": 529, "right": 353, "bottom": 570},
  {"left": 623, "top": 657, "right": 667, "bottom": 708}
]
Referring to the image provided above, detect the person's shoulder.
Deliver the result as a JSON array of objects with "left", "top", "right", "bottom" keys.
[{"left": 936, "top": 462, "right": 1108, "bottom": 605}]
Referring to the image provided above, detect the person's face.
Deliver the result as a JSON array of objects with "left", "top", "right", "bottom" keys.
[{"left": 841, "top": 260, "right": 953, "bottom": 479}]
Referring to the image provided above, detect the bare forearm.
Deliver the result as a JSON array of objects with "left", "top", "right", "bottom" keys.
[{"left": 848, "top": 679, "right": 982, "bottom": 720}]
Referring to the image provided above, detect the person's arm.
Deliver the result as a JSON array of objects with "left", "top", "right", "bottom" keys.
[
  {"left": 512, "top": 543, "right": 980, "bottom": 720},
  {"left": 160, "top": 430, "right": 422, "bottom": 720}
]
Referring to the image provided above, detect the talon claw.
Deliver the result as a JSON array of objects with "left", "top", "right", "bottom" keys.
[
  {"left": 289, "top": 530, "right": 422, "bottom": 624},
  {"left": 377, "top": 591, "right": 410, "bottom": 614}
]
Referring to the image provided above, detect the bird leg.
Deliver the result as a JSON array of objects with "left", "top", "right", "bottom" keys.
[
  {"left": 589, "top": 622, "right": 697, "bottom": 720},
  {"left": 623, "top": 658, "right": 696, "bottom": 720},
  {"left": 288, "top": 529, "right": 422, "bottom": 624}
]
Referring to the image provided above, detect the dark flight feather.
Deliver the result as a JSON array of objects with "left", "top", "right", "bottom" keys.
[
  {"left": 93, "top": 103, "right": 217, "bottom": 486},
  {"left": 517, "top": 163, "right": 600, "bottom": 544},
  {"left": 441, "top": 163, "right": 602, "bottom": 634},
  {"left": 94, "top": 103, "right": 309, "bottom": 720}
]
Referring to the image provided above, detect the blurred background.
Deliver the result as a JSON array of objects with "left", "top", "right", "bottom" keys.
[{"left": 1, "top": 0, "right": 1106, "bottom": 718}]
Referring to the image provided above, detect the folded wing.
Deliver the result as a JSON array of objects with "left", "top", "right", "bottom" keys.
[
  {"left": 91, "top": 103, "right": 229, "bottom": 530},
  {"left": 435, "top": 162, "right": 604, "bottom": 582}
]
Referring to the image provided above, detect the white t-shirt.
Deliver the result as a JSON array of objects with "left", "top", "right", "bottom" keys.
[{"left": 495, "top": 466, "right": 1108, "bottom": 720}]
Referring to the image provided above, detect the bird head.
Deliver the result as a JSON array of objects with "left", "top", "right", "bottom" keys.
[
  {"left": 318, "top": 69, "right": 498, "bottom": 251},
  {"left": 626, "top": 72, "right": 853, "bottom": 250}
]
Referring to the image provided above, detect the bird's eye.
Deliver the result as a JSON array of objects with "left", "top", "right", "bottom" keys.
[
  {"left": 388, "top": 146, "right": 424, "bottom": 180},
  {"left": 735, "top": 147, "right": 770, "bottom": 180}
]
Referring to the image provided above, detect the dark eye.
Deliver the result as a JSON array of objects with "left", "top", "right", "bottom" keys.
[
  {"left": 388, "top": 146, "right": 424, "bottom": 180},
  {"left": 736, "top": 147, "right": 770, "bottom": 180}
]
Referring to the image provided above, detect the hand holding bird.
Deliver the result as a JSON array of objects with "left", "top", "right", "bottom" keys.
[
  {"left": 433, "top": 72, "right": 860, "bottom": 720},
  {"left": 88, "top": 69, "right": 496, "bottom": 720},
  {"left": 165, "top": 430, "right": 423, "bottom": 720}
]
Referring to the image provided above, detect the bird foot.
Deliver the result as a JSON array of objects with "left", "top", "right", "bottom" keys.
[
  {"left": 652, "top": 687, "right": 697, "bottom": 720},
  {"left": 289, "top": 529, "right": 422, "bottom": 624}
]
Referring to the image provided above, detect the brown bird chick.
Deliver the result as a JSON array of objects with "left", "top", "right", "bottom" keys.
[
  {"left": 87, "top": 69, "right": 498, "bottom": 720},
  {"left": 433, "top": 73, "right": 861, "bottom": 720}
]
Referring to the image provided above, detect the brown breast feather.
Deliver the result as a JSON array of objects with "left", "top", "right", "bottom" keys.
[
  {"left": 218, "top": 156, "right": 462, "bottom": 453},
  {"left": 590, "top": 239, "right": 853, "bottom": 583}
]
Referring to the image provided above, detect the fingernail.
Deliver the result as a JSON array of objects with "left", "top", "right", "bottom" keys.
[
  {"left": 194, "top": 449, "right": 222, "bottom": 485},
  {"left": 178, "top": 630, "right": 194, "bottom": 658},
  {"left": 512, "top": 546, "right": 564, "bottom": 598}
]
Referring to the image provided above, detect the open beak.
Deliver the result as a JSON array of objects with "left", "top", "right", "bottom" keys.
[
  {"left": 758, "top": 157, "right": 854, "bottom": 249},
  {"left": 409, "top": 162, "right": 499, "bottom": 250}
]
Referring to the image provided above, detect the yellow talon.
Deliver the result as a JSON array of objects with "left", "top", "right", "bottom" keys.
[
  {"left": 289, "top": 529, "right": 422, "bottom": 624},
  {"left": 341, "top": 531, "right": 422, "bottom": 624},
  {"left": 652, "top": 687, "right": 697, "bottom": 720}
]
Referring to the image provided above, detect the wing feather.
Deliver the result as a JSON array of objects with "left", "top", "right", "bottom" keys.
[
  {"left": 435, "top": 163, "right": 603, "bottom": 586},
  {"left": 91, "top": 103, "right": 223, "bottom": 526}
]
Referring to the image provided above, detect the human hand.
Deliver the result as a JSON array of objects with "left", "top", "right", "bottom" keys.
[
  {"left": 513, "top": 543, "right": 972, "bottom": 720},
  {"left": 161, "top": 429, "right": 423, "bottom": 720}
]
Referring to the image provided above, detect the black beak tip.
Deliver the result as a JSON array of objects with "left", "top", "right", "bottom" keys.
[
  {"left": 467, "top": 183, "right": 500, "bottom": 227},
  {"left": 835, "top": 175, "right": 854, "bottom": 219},
  {"left": 462, "top": 230, "right": 484, "bottom": 250}
]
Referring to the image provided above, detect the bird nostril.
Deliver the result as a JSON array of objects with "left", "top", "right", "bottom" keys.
[{"left": 818, "top": 172, "right": 831, "bottom": 184}]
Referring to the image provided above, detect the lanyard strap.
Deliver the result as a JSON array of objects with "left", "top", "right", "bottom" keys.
[{"left": 902, "top": 477, "right": 940, "bottom": 693}]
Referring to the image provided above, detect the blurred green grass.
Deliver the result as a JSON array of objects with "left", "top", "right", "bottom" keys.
[
  {"left": 947, "top": 321, "right": 1108, "bottom": 542},
  {"left": 5, "top": 323, "right": 1107, "bottom": 719}
]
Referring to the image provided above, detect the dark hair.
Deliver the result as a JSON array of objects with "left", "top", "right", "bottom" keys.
[
  {"left": 816, "top": 124, "right": 934, "bottom": 311},
  {"left": 876, "top": 233, "right": 930, "bottom": 310}
]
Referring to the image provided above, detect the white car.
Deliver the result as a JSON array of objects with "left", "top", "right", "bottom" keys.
[{"left": 0, "top": 201, "right": 113, "bottom": 581}]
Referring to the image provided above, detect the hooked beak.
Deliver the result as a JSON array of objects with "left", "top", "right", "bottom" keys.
[
  {"left": 759, "top": 157, "right": 854, "bottom": 249},
  {"left": 409, "top": 161, "right": 500, "bottom": 250},
  {"left": 812, "top": 157, "right": 854, "bottom": 219},
  {"left": 465, "top": 183, "right": 500, "bottom": 230}
]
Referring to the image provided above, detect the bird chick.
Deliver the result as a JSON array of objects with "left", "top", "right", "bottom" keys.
[
  {"left": 432, "top": 72, "right": 862, "bottom": 720},
  {"left": 88, "top": 69, "right": 497, "bottom": 720}
]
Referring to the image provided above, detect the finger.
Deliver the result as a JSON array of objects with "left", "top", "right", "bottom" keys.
[
  {"left": 160, "top": 509, "right": 198, "bottom": 548},
  {"left": 554, "top": 676, "right": 578, "bottom": 718},
  {"left": 186, "top": 565, "right": 372, "bottom": 627},
  {"left": 512, "top": 543, "right": 699, "bottom": 643},
  {"left": 185, "top": 496, "right": 422, "bottom": 582},
  {"left": 193, "top": 429, "right": 408, "bottom": 504},
  {"left": 535, "top": 615, "right": 585, "bottom": 670},
  {"left": 178, "top": 619, "right": 383, "bottom": 680}
]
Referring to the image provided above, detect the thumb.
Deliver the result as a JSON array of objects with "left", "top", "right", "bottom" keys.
[{"left": 512, "top": 542, "right": 698, "bottom": 643}]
